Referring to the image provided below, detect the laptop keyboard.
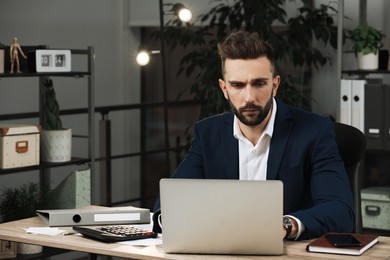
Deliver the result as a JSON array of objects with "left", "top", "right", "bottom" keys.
[{"left": 73, "top": 225, "right": 157, "bottom": 242}]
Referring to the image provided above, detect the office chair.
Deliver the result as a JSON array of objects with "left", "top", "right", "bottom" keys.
[{"left": 334, "top": 122, "right": 367, "bottom": 233}]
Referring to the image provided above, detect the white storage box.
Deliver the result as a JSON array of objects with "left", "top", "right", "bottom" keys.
[
  {"left": 0, "top": 124, "right": 40, "bottom": 169},
  {"left": 361, "top": 186, "right": 390, "bottom": 231}
]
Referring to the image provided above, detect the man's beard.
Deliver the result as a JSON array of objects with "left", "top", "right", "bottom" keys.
[{"left": 229, "top": 94, "right": 273, "bottom": 126}]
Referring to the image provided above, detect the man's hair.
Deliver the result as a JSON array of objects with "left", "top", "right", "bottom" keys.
[{"left": 217, "top": 31, "right": 275, "bottom": 75}]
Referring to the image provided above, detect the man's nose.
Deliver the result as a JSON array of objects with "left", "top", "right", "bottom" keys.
[{"left": 244, "top": 85, "right": 255, "bottom": 102}]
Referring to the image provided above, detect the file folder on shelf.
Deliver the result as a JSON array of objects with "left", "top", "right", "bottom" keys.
[
  {"left": 364, "top": 83, "right": 384, "bottom": 150},
  {"left": 365, "top": 84, "right": 387, "bottom": 150},
  {"left": 36, "top": 206, "right": 151, "bottom": 227},
  {"left": 351, "top": 80, "right": 365, "bottom": 133},
  {"left": 339, "top": 79, "right": 365, "bottom": 133},
  {"left": 340, "top": 79, "right": 352, "bottom": 125},
  {"left": 51, "top": 168, "right": 91, "bottom": 209}
]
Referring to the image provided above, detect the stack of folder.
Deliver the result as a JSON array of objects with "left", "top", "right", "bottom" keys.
[{"left": 339, "top": 79, "right": 390, "bottom": 150}]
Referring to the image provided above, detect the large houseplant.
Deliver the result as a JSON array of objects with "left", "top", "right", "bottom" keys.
[
  {"left": 40, "top": 77, "right": 72, "bottom": 162},
  {"left": 350, "top": 25, "right": 385, "bottom": 70}
]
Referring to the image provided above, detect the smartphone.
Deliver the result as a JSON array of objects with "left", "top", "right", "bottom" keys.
[{"left": 325, "top": 234, "right": 362, "bottom": 247}]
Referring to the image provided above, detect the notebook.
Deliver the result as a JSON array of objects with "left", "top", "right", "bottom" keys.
[{"left": 159, "top": 178, "right": 284, "bottom": 255}]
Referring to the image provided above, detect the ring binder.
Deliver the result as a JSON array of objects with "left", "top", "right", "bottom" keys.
[{"left": 36, "top": 206, "right": 151, "bottom": 227}]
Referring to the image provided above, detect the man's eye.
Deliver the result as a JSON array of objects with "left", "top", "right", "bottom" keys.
[
  {"left": 253, "top": 81, "right": 266, "bottom": 87},
  {"left": 231, "top": 83, "right": 244, "bottom": 88}
]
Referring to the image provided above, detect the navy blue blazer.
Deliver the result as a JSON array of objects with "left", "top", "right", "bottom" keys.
[{"left": 155, "top": 99, "right": 354, "bottom": 239}]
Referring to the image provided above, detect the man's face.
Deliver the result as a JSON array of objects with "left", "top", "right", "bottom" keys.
[{"left": 219, "top": 57, "right": 280, "bottom": 126}]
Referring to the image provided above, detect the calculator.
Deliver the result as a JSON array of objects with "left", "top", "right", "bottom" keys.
[{"left": 73, "top": 225, "right": 158, "bottom": 242}]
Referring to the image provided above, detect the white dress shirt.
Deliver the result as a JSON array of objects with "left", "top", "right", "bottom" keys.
[
  {"left": 234, "top": 99, "right": 276, "bottom": 181},
  {"left": 233, "top": 98, "right": 304, "bottom": 239}
]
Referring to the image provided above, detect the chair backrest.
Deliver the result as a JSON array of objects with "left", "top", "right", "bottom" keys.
[{"left": 334, "top": 122, "right": 367, "bottom": 233}]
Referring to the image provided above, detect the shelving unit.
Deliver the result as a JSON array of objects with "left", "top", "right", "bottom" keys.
[
  {"left": 342, "top": 70, "right": 390, "bottom": 75},
  {"left": 336, "top": 0, "right": 390, "bottom": 236},
  {"left": 0, "top": 46, "right": 95, "bottom": 200},
  {"left": 336, "top": 0, "right": 389, "bottom": 89}
]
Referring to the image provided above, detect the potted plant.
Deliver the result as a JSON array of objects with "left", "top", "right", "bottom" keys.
[
  {"left": 350, "top": 25, "right": 385, "bottom": 70},
  {"left": 40, "top": 77, "right": 72, "bottom": 162},
  {"left": 0, "top": 183, "right": 52, "bottom": 254}
]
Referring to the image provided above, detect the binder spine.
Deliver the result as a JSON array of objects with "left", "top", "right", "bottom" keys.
[
  {"left": 351, "top": 80, "right": 365, "bottom": 133},
  {"left": 340, "top": 79, "right": 352, "bottom": 125},
  {"left": 37, "top": 207, "right": 151, "bottom": 226},
  {"left": 364, "top": 84, "right": 384, "bottom": 150}
]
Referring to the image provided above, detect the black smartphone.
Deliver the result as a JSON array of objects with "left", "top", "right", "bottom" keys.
[{"left": 325, "top": 234, "right": 362, "bottom": 247}]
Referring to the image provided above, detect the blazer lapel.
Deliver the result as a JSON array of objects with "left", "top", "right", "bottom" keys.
[
  {"left": 267, "top": 100, "right": 293, "bottom": 180},
  {"left": 221, "top": 113, "right": 239, "bottom": 179}
]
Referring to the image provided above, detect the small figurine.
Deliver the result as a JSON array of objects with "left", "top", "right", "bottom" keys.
[{"left": 10, "top": 37, "right": 27, "bottom": 73}]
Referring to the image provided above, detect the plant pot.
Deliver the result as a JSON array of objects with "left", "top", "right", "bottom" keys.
[
  {"left": 17, "top": 243, "right": 43, "bottom": 255},
  {"left": 40, "top": 128, "right": 72, "bottom": 162},
  {"left": 357, "top": 52, "right": 379, "bottom": 70}
]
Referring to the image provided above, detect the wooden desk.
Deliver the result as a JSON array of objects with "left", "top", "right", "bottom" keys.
[{"left": 0, "top": 216, "right": 389, "bottom": 260}]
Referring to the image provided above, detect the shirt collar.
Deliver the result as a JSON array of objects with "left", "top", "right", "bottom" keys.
[{"left": 233, "top": 98, "right": 277, "bottom": 140}]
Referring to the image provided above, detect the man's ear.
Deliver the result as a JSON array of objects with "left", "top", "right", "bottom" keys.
[
  {"left": 219, "top": 79, "right": 228, "bottom": 99},
  {"left": 272, "top": 76, "right": 281, "bottom": 97}
]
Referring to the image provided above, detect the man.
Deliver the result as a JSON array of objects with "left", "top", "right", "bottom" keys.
[{"left": 153, "top": 31, "right": 354, "bottom": 240}]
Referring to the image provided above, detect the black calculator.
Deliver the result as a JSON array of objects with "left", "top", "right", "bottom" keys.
[{"left": 73, "top": 225, "right": 158, "bottom": 242}]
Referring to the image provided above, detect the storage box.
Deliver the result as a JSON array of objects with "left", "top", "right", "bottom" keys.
[
  {"left": 0, "top": 125, "right": 40, "bottom": 169},
  {"left": 361, "top": 186, "right": 390, "bottom": 231}
]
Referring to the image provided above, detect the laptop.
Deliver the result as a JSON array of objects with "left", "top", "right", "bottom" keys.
[{"left": 159, "top": 178, "right": 284, "bottom": 255}]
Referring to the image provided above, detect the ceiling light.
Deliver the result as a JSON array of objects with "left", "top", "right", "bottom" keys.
[
  {"left": 172, "top": 3, "right": 192, "bottom": 22},
  {"left": 136, "top": 51, "right": 150, "bottom": 66}
]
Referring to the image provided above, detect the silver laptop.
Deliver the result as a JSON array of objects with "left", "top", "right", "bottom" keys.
[{"left": 159, "top": 178, "right": 284, "bottom": 255}]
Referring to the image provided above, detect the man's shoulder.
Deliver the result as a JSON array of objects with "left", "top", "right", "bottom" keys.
[
  {"left": 193, "top": 111, "right": 234, "bottom": 133},
  {"left": 278, "top": 99, "right": 331, "bottom": 123},
  {"left": 197, "top": 111, "right": 233, "bottom": 125},
  {"left": 276, "top": 100, "right": 334, "bottom": 134}
]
